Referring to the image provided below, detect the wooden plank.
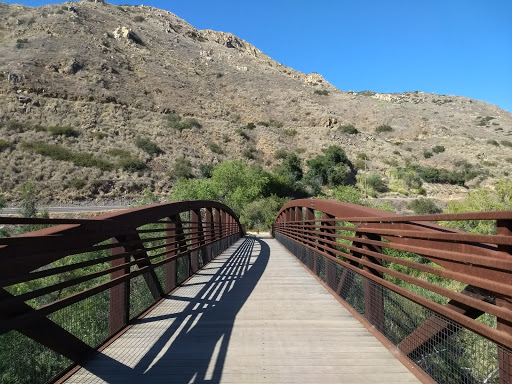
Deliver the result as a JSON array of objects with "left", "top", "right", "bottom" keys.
[{"left": 64, "top": 237, "right": 420, "bottom": 384}]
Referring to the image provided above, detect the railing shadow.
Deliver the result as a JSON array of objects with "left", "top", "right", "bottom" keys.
[{"left": 78, "top": 236, "right": 269, "bottom": 383}]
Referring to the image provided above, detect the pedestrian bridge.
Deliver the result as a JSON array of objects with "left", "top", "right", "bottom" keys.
[{"left": 0, "top": 200, "right": 511, "bottom": 384}]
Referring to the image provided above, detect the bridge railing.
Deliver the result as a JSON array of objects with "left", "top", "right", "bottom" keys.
[
  {"left": 272, "top": 199, "right": 511, "bottom": 384},
  {"left": 0, "top": 201, "right": 243, "bottom": 384}
]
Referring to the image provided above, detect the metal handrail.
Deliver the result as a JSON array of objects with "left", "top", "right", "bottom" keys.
[
  {"left": 272, "top": 199, "right": 512, "bottom": 384},
  {"left": 0, "top": 200, "right": 243, "bottom": 384}
]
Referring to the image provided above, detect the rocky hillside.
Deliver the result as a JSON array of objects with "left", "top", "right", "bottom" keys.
[{"left": 1, "top": 0, "right": 511, "bottom": 203}]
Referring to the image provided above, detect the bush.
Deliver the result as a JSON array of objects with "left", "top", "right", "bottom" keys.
[
  {"left": 6, "top": 120, "right": 26, "bottom": 132},
  {"left": 408, "top": 198, "right": 442, "bottom": 215},
  {"left": 366, "top": 173, "right": 387, "bottom": 194},
  {"left": 432, "top": 145, "right": 445, "bottom": 153},
  {"left": 207, "top": 141, "right": 223, "bottom": 154},
  {"left": 313, "top": 90, "right": 329, "bottom": 96},
  {"left": 135, "top": 137, "right": 162, "bottom": 156},
  {"left": 166, "top": 113, "right": 202, "bottom": 131},
  {"left": 16, "top": 38, "right": 28, "bottom": 49},
  {"left": 338, "top": 124, "right": 358, "bottom": 134},
  {"left": 180, "top": 118, "right": 202, "bottom": 130},
  {"left": 501, "top": 140, "right": 512, "bottom": 148},
  {"left": 170, "top": 158, "right": 193, "bottom": 179},
  {"left": 242, "top": 147, "right": 257, "bottom": 160},
  {"left": 92, "top": 132, "right": 107, "bottom": 139},
  {"left": 0, "top": 139, "right": 10, "bottom": 151},
  {"left": 283, "top": 129, "right": 297, "bottom": 137},
  {"left": 21, "top": 141, "right": 113, "bottom": 171},
  {"left": 274, "top": 149, "right": 288, "bottom": 159},
  {"left": 358, "top": 90, "right": 376, "bottom": 96},
  {"left": 133, "top": 15, "right": 144, "bottom": 22},
  {"left": 222, "top": 134, "right": 231, "bottom": 143},
  {"left": 236, "top": 129, "right": 249, "bottom": 140},
  {"left": 68, "top": 178, "right": 87, "bottom": 190},
  {"left": 108, "top": 148, "right": 132, "bottom": 158},
  {"left": 118, "top": 157, "right": 147, "bottom": 172},
  {"left": 47, "top": 125, "right": 79, "bottom": 137},
  {"left": 199, "top": 163, "right": 214, "bottom": 178},
  {"left": 486, "top": 139, "right": 499, "bottom": 146},
  {"left": 245, "top": 122, "right": 256, "bottom": 130},
  {"left": 423, "top": 150, "right": 433, "bottom": 159},
  {"left": 305, "top": 145, "right": 352, "bottom": 187},
  {"left": 257, "top": 121, "right": 270, "bottom": 127},
  {"left": 376, "top": 125, "right": 393, "bottom": 133}
]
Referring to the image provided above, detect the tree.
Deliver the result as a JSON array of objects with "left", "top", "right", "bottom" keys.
[
  {"left": 408, "top": 198, "right": 441, "bottom": 215},
  {"left": 19, "top": 182, "right": 37, "bottom": 218},
  {"left": 305, "top": 145, "right": 352, "bottom": 187}
]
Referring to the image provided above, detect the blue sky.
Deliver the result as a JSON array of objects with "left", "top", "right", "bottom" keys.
[{"left": 5, "top": 0, "right": 512, "bottom": 112}]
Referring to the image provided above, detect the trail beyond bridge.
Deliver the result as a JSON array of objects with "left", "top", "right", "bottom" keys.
[{"left": 0, "top": 200, "right": 511, "bottom": 384}]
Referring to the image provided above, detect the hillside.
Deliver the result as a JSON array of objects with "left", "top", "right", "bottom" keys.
[{"left": 1, "top": 0, "right": 512, "bottom": 204}]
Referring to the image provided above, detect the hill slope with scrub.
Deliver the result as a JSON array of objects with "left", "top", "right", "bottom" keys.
[{"left": 1, "top": 0, "right": 512, "bottom": 206}]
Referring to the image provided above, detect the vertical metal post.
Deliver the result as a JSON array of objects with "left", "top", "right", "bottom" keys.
[
  {"left": 217, "top": 209, "right": 223, "bottom": 239},
  {"left": 305, "top": 208, "right": 316, "bottom": 273},
  {"left": 109, "top": 237, "right": 129, "bottom": 335},
  {"left": 190, "top": 210, "right": 200, "bottom": 273},
  {"left": 205, "top": 207, "right": 214, "bottom": 262},
  {"left": 165, "top": 217, "right": 177, "bottom": 293},
  {"left": 497, "top": 219, "right": 512, "bottom": 384},
  {"left": 320, "top": 213, "right": 336, "bottom": 288},
  {"left": 360, "top": 231, "right": 385, "bottom": 333}
]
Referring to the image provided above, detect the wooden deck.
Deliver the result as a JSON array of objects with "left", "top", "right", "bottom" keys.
[{"left": 64, "top": 236, "right": 421, "bottom": 384}]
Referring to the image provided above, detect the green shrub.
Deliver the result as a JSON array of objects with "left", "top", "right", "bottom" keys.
[
  {"left": 486, "top": 139, "right": 499, "bottom": 146},
  {"left": 408, "top": 198, "right": 442, "bottom": 215},
  {"left": 20, "top": 141, "right": 113, "bottom": 171},
  {"left": 118, "top": 157, "right": 147, "bottom": 172},
  {"left": 166, "top": 113, "right": 202, "bottom": 131},
  {"left": 242, "top": 147, "right": 257, "bottom": 160},
  {"left": 257, "top": 121, "right": 270, "bottom": 127},
  {"left": 432, "top": 145, "right": 445, "bottom": 153},
  {"left": 501, "top": 140, "right": 512, "bottom": 148},
  {"left": 376, "top": 125, "right": 393, "bottom": 133},
  {"left": 207, "top": 141, "right": 223, "bottom": 154},
  {"left": 92, "top": 132, "right": 107, "bottom": 139},
  {"left": 6, "top": 120, "right": 25, "bottom": 131},
  {"left": 274, "top": 149, "right": 288, "bottom": 159},
  {"left": 72, "top": 152, "right": 112, "bottom": 171},
  {"left": 133, "top": 15, "right": 144, "bottom": 22},
  {"left": 16, "top": 38, "right": 28, "bottom": 49},
  {"left": 358, "top": 90, "right": 376, "bottom": 96},
  {"left": 423, "top": 151, "right": 433, "bottom": 159},
  {"left": 506, "top": 158, "right": 512, "bottom": 163},
  {"left": 245, "top": 122, "right": 256, "bottom": 130},
  {"left": 236, "top": 129, "right": 249, "bottom": 140},
  {"left": 135, "top": 137, "right": 162, "bottom": 156},
  {"left": 357, "top": 153, "right": 369, "bottom": 160},
  {"left": 392, "top": 150, "right": 401, "bottom": 156},
  {"left": 47, "top": 126, "right": 79, "bottom": 137},
  {"left": 222, "top": 134, "right": 231, "bottom": 143},
  {"left": 108, "top": 148, "right": 132, "bottom": 158},
  {"left": 180, "top": 118, "right": 202, "bottom": 130},
  {"left": 67, "top": 178, "right": 87, "bottom": 189},
  {"left": 338, "top": 124, "right": 358, "bottom": 134},
  {"left": 313, "top": 90, "right": 329, "bottom": 96},
  {"left": 0, "top": 139, "right": 10, "bottom": 151},
  {"left": 283, "top": 129, "right": 297, "bottom": 137},
  {"left": 170, "top": 158, "right": 193, "bottom": 179},
  {"left": 269, "top": 119, "right": 283, "bottom": 128},
  {"left": 199, "top": 163, "right": 214, "bottom": 178},
  {"left": 366, "top": 173, "right": 387, "bottom": 193}
]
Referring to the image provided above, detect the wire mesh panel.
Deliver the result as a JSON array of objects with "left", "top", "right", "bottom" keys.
[
  {"left": 0, "top": 201, "right": 243, "bottom": 384},
  {"left": 273, "top": 199, "right": 512, "bottom": 384},
  {"left": 0, "top": 331, "right": 69, "bottom": 384}
]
